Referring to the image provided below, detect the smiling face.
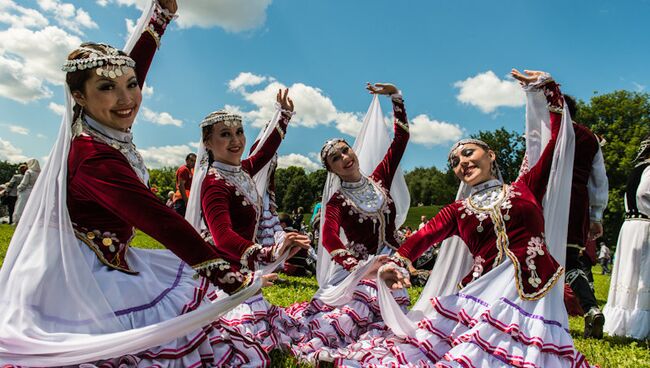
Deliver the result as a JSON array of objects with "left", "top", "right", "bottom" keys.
[
  {"left": 449, "top": 143, "right": 497, "bottom": 186},
  {"left": 204, "top": 123, "right": 246, "bottom": 166},
  {"left": 325, "top": 141, "right": 361, "bottom": 182},
  {"left": 71, "top": 67, "right": 141, "bottom": 132}
]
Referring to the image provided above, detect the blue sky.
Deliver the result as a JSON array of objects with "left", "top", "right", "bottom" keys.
[{"left": 1, "top": 0, "right": 649, "bottom": 171}]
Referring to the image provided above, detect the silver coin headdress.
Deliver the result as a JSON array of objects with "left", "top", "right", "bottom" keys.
[
  {"left": 62, "top": 43, "right": 135, "bottom": 79},
  {"left": 200, "top": 110, "right": 243, "bottom": 129},
  {"left": 320, "top": 138, "right": 349, "bottom": 167},
  {"left": 635, "top": 135, "right": 650, "bottom": 163},
  {"left": 447, "top": 138, "right": 491, "bottom": 166}
]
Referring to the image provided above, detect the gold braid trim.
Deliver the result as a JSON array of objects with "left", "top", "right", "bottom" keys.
[
  {"left": 241, "top": 243, "right": 262, "bottom": 270},
  {"left": 392, "top": 252, "right": 413, "bottom": 270},
  {"left": 232, "top": 272, "right": 253, "bottom": 294}
]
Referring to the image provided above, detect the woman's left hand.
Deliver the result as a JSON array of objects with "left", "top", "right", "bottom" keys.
[
  {"left": 277, "top": 88, "right": 294, "bottom": 112},
  {"left": 511, "top": 69, "right": 547, "bottom": 86},
  {"left": 366, "top": 82, "right": 399, "bottom": 95},
  {"left": 158, "top": 0, "right": 178, "bottom": 13}
]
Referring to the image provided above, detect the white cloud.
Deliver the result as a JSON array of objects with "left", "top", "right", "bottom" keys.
[
  {"left": 228, "top": 72, "right": 268, "bottom": 92},
  {"left": 37, "top": 133, "right": 47, "bottom": 139},
  {"left": 409, "top": 114, "right": 463, "bottom": 146},
  {"left": 0, "top": 138, "right": 28, "bottom": 162},
  {"left": 140, "top": 107, "right": 183, "bottom": 127},
  {"left": 227, "top": 72, "right": 361, "bottom": 137},
  {"left": 277, "top": 153, "right": 320, "bottom": 172},
  {"left": 36, "top": 0, "right": 97, "bottom": 35},
  {"left": 0, "top": 56, "right": 53, "bottom": 103},
  {"left": 101, "top": 0, "right": 272, "bottom": 32},
  {"left": 0, "top": 0, "right": 49, "bottom": 28},
  {"left": 0, "top": 26, "right": 82, "bottom": 86},
  {"left": 454, "top": 71, "right": 525, "bottom": 113},
  {"left": 142, "top": 83, "right": 154, "bottom": 98},
  {"left": 6, "top": 125, "right": 29, "bottom": 135},
  {"left": 188, "top": 141, "right": 200, "bottom": 149},
  {"left": 48, "top": 102, "right": 65, "bottom": 115},
  {"left": 632, "top": 81, "right": 646, "bottom": 92},
  {"left": 138, "top": 143, "right": 193, "bottom": 168},
  {"left": 125, "top": 18, "right": 136, "bottom": 40}
]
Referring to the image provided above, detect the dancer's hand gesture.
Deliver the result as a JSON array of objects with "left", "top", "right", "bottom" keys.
[
  {"left": 380, "top": 263, "right": 412, "bottom": 290},
  {"left": 511, "top": 69, "right": 547, "bottom": 86},
  {"left": 366, "top": 82, "right": 399, "bottom": 96},
  {"left": 158, "top": 0, "right": 178, "bottom": 14},
  {"left": 278, "top": 232, "right": 311, "bottom": 259},
  {"left": 277, "top": 88, "right": 294, "bottom": 112},
  {"left": 262, "top": 273, "right": 278, "bottom": 288},
  {"left": 362, "top": 255, "right": 390, "bottom": 279}
]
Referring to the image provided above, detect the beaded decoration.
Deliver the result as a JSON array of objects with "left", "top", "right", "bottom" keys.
[
  {"left": 320, "top": 138, "right": 349, "bottom": 166},
  {"left": 62, "top": 44, "right": 135, "bottom": 79},
  {"left": 200, "top": 110, "right": 243, "bottom": 129}
]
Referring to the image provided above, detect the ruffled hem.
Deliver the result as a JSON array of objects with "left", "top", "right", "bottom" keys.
[
  {"left": 287, "top": 279, "right": 409, "bottom": 364},
  {"left": 334, "top": 292, "right": 592, "bottom": 368},
  {"left": 603, "top": 304, "right": 650, "bottom": 340}
]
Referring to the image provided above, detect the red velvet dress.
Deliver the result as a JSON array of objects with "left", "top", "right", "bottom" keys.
[
  {"left": 199, "top": 113, "right": 305, "bottom": 364},
  {"left": 288, "top": 96, "right": 411, "bottom": 364},
  {"left": 62, "top": 7, "right": 260, "bottom": 367},
  {"left": 336, "top": 81, "right": 592, "bottom": 368}
]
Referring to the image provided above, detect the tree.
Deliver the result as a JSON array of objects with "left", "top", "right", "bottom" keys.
[
  {"left": 307, "top": 169, "right": 327, "bottom": 203},
  {"left": 576, "top": 90, "right": 650, "bottom": 245},
  {"left": 283, "top": 174, "right": 313, "bottom": 213},
  {"left": 470, "top": 128, "right": 525, "bottom": 184},
  {"left": 275, "top": 166, "right": 307, "bottom": 211},
  {"left": 148, "top": 167, "right": 176, "bottom": 202},
  {"left": 0, "top": 161, "right": 20, "bottom": 184},
  {"left": 404, "top": 166, "right": 457, "bottom": 206}
]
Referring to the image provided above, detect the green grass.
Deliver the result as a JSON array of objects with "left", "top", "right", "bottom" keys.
[{"left": 0, "top": 224, "right": 647, "bottom": 367}]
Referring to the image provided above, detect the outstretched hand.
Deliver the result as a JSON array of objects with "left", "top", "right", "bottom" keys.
[
  {"left": 158, "top": 0, "right": 178, "bottom": 14},
  {"left": 261, "top": 273, "right": 278, "bottom": 288},
  {"left": 278, "top": 232, "right": 311, "bottom": 259},
  {"left": 511, "top": 69, "right": 546, "bottom": 86},
  {"left": 366, "top": 82, "right": 399, "bottom": 96},
  {"left": 362, "top": 255, "right": 390, "bottom": 279},
  {"left": 380, "top": 263, "right": 412, "bottom": 290},
  {"left": 277, "top": 88, "right": 294, "bottom": 112}
]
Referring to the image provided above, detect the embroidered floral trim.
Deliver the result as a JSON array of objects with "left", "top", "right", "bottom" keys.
[
  {"left": 391, "top": 252, "right": 413, "bottom": 271},
  {"left": 192, "top": 258, "right": 231, "bottom": 276},
  {"left": 330, "top": 248, "right": 359, "bottom": 271},
  {"left": 525, "top": 236, "right": 545, "bottom": 288},
  {"left": 275, "top": 124, "right": 285, "bottom": 139},
  {"left": 330, "top": 248, "right": 354, "bottom": 258},
  {"left": 348, "top": 241, "right": 369, "bottom": 259},
  {"left": 73, "top": 226, "right": 137, "bottom": 274},
  {"left": 240, "top": 243, "right": 262, "bottom": 271}
]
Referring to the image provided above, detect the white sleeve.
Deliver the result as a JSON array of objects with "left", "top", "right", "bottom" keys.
[{"left": 587, "top": 147, "right": 608, "bottom": 221}]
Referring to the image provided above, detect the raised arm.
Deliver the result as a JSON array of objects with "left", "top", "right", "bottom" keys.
[
  {"left": 242, "top": 89, "right": 294, "bottom": 176},
  {"left": 367, "top": 84, "right": 410, "bottom": 188},
  {"left": 513, "top": 70, "right": 564, "bottom": 203},
  {"left": 129, "top": 0, "right": 176, "bottom": 88},
  {"left": 70, "top": 148, "right": 250, "bottom": 294},
  {"left": 391, "top": 204, "right": 459, "bottom": 269},
  {"left": 321, "top": 198, "right": 361, "bottom": 272}
]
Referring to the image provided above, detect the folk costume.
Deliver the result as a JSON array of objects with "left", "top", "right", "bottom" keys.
[
  {"left": 0, "top": 3, "right": 265, "bottom": 366},
  {"left": 185, "top": 108, "right": 304, "bottom": 367},
  {"left": 12, "top": 158, "right": 40, "bottom": 223},
  {"left": 335, "top": 74, "right": 594, "bottom": 367},
  {"left": 603, "top": 138, "right": 650, "bottom": 340},
  {"left": 287, "top": 94, "right": 411, "bottom": 363}
]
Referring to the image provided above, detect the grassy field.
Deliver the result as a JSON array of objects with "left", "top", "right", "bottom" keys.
[{"left": 0, "top": 224, "right": 647, "bottom": 367}]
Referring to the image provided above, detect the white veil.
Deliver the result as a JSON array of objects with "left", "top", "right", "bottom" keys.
[
  {"left": 314, "top": 95, "right": 410, "bottom": 305},
  {"left": 0, "top": 3, "right": 264, "bottom": 365},
  {"left": 378, "top": 85, "right": 575, "bottom": 337}
]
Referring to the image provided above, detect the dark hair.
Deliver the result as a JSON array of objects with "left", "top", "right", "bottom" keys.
[
  {"left": 278, "top": 212, "right": 291, "bottom": 225},
  {"left": 186, "top": 153, "right": 197, "bottom": 161},
  {"left": 563, "top": 94, "right": 578, "bottom": 119},
  {"left": 65, "top": 42, "right": 130, "bottom": 122},
  {"left": 201, "top": 125, "right": 215, "bottom": 166}
]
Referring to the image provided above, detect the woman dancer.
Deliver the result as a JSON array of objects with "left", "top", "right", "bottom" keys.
[
  {"left": 0, "top": 2, "right": 270, "bottom": 366},
  {"left": 603, "top": 135, "right": 650, "bottom": 340},
  {"left": 12, "top": 158, "right": 40, "bottom": 223},
  {"left": 337, "top": 70, "right": 593, "bottom": 367},
  {"left": 288, "top": 82, "right": 412, "bottom": 363},
  {"left": 187, "top": 98, "right": 312, "bottom": 365}
]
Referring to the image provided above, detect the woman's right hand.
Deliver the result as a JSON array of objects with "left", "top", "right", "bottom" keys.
[
  {"left": 277, "top": 88, "right": 294, "bottom": 112},
  {"left": 380, "top": 263, "right": 412, "bottom": 289},
  {"left": 261, "top": 273, "right": 278, "bottom": 288},
  {"left": 511, "top": 69, "right": 547, "bottom": 86},
  {"left": 366, "top": 82, "right": 399, "bottom": 96},
  {"left": 278, "top": 232, "right": 311, "bottom": 259}
]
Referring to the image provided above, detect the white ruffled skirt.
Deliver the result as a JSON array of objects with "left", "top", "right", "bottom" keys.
[
  {"left": 285, "top": 279, "right": 410, "bottom": 364},
  {"left": 603, "top": 219, "right": 650, "bottom": 340},
  {"left": 334, "top": 259, "right": 593, "bottom": 368},
  {"left": 72, "top": 244, "right": 282, "bottom": 367}
]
